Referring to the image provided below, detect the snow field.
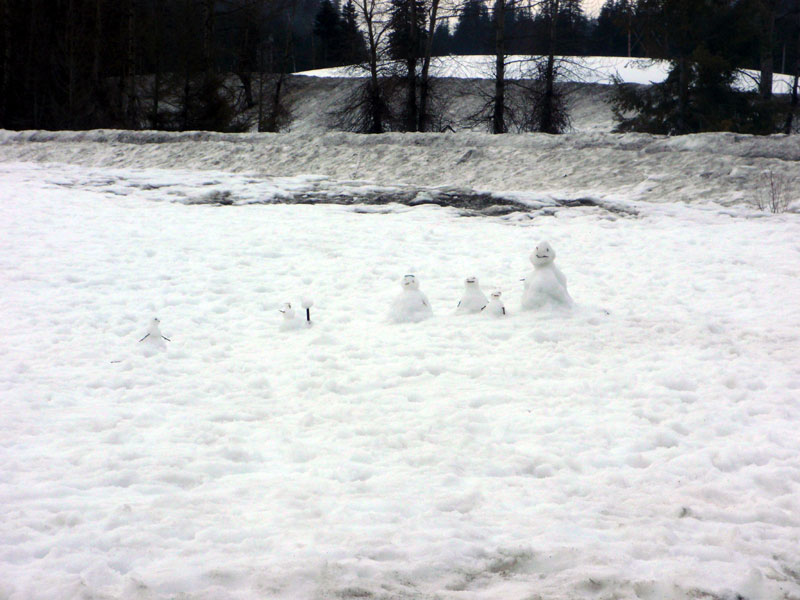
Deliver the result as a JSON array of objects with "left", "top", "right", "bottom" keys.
[{"left": 1, "top": 162, "right": 800, "bottom": 599}]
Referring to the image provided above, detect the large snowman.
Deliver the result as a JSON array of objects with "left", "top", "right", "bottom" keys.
[
  {"left": 390, "top": 274, "right": 433, "bottom": 323},
  {"left": 521, "top": 241, "right": 573, "bottom": 310}
]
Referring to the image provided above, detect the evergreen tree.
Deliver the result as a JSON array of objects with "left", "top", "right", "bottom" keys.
[
  {"left": 432, "top": 21, "right": 452, "bottom": 55},
  {"left": 613, "top": 0, "right": 778, "bottom": 134},
  {"left": 313, "top": 0, "right": 345, "bottom": 66},
  {"left": 592, "top": 0, "right": 629, "bottom": 56},
  {"left": 341, "top": 0, "right": 368, "bottom": 64},
  {"left": 452, "top": 0, "right": 492, "bottom": 55},
  {"left": 387, "top": 0, "right": 426, "bottom": 61}
]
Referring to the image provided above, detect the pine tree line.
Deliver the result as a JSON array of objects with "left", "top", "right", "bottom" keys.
[{"left": 0, "top": 0, "right": 798, "bottom": 133}]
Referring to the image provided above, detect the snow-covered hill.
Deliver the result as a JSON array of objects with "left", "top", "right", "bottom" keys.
[{"left": 298, "top": 55, "right": 797, "bottom": 94}]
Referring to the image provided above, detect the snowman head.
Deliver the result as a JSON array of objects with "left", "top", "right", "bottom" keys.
[
  {"left": 530, "top": 241, "right": 556, "bottom": 266},
  {"left": 490, "top": 290, "right": 502, "bottom": 300},
  {"left": 402, "top": 274, "right": 419, "bottom": 290},
  {"left": 279, "top": 302, "right": 295, "bottom": 319},
  {"left": 465, "top": 276, "right": 479, "bottom": 289}
]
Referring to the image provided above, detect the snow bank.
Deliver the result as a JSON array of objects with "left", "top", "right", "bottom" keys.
[{"left": 2, "top": 129, "right": 799, "bottom": 209}]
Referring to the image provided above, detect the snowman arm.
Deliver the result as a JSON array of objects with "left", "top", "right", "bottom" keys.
[
  {"left": 161, "top": 335, "right": 171, "bottom": 342},
  {"left": 457, "top": 300, "right": 461, "bottom": 308},
  {"left": 138, "top": 333, "right": 150, "bottom": 342},
  {"left": 502, "top": 307, "right": 506, "bottom": 315}
]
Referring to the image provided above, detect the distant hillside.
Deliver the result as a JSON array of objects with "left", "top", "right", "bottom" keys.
[
  {"left": 283, "top": 77, "right": 618, "bottom": 134},
  {"left": 285, "top": 56, "right": 795, "bottom": 135}
]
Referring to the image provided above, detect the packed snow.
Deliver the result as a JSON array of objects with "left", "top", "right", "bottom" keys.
[{"left": 1, "top": 152, "right": 800, "bottom": 600}]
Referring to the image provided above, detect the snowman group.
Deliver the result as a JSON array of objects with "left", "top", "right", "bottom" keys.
[
  {"left": 139, "top": 240, "right": 572, "bottom": 343},
  {"left": 391, "top": 240, "right": 572, "bottom": 323}
]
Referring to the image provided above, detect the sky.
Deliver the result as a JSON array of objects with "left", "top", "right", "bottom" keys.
[{"left": 583, "top": 0, "right": 603, "bottom": 16}]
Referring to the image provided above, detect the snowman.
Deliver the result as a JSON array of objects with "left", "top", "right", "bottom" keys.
[{"left": 521, "top": 241, "right": 573, "bottom": 310}]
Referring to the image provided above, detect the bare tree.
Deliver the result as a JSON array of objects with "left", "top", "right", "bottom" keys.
[
  {"left": 536, "top": 0, "right": 562, "bottom": 133},
  {"left": 1, "top": 0, "right": 10, "bottom": 125},
  {"left": 758, "top": 0, "right": 780, "bottom": 100},
  {"left": 753, "top": 169, "right": 791, "bottom": 213},
  {"left": 332, "top": 0, "right": 393, "bottom": 133},
  {"left": 492, "top": 0, "right": 506, "bottom": 133},
  {"left": 125, "top": 0, "right": 138, "bottom": 127},
  {"left": 417, "top": 0, "right": 440, "bottom": 131},
  {"left": 784, "top": 0, "right": 800, "bottom": 133}
]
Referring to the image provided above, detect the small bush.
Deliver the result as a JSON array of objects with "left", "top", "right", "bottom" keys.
[{"left": 752, "top": 169, "right": 791, "bottom": 214}]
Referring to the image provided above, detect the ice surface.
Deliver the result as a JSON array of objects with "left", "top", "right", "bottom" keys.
[{"left": 1, "top": 159, "right": 800, "bottom": 600}]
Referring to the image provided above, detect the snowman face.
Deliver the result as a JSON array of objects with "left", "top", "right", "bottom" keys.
[
  {"left": 530, "top": 242, "right": 555, "bottom": 266},
  {"left": 402, "top": 274, "right": 419, "bottom": 290},
  {"left": 279, "top": 302, "right": 292, "bottom": 314},
  {"left": 465, "top": 276, "right": 478, "bottom": 287},
  {"left": 152, "top": 318, "right": 160, "bottom": 325},
  {"left": 491, "top": 291, "right": 502, "bottom": 300}
]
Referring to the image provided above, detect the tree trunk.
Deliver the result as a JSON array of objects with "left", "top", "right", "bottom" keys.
[
  {"left": 677, "top": 54, "right": 689, "bottom": 134},
  {"left": 264, "top": 0, "right": 296, "bottom": 132},
  {"left": 126, "top": 0, "right": 137, "bottom": 128},
  {"left": 418, "top": 0, "right": 439, "bottom": 132},
  {"left": 759, "top": 0, "right": 777, "bottom": 100},
  {"left": 1, "top": 0, "right": 10, "bottom": 124},
  {"left": 203, "top": 0, "right": 215, "bottom": 75},
  {"left": 541, "top": 0, "right": 559, "bottom": 134},
  {"left": 492, "top": 0, "right": 505, "bottom": 134},
  {"left": 626, "top": 1, "right": 632, "bottom": 58},
  {"left": 66, "top": 0, "right": 77, "bottom": 126},
  {"left": 366, "top": 11, "right": 383, "bottom": 133},
  {"left": 405, "top": 0, "right": 419, "bottom": 132},
  {"left": 784, "top": 0, "right": 800, "bottom": 133},
  {"left": 237, "top": 27, "right": 254, "bottom": 108},
  {"left": 257, "top": 46, "right": 265, "bottom": 131},
  {"left": 151, "top": 2, "right": 161, "bottom": 129},
  {"left": 92, "top": 0, "right": 102, "bottom": 86}
]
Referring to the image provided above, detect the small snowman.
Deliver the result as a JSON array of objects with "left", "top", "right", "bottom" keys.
[
  {"left": 484, "top": 290, "right": 506, "bottom": 317},
  {"left": 521, "top": 241, "right": 573, "bottom": 310},
  {"left": 390, "top": 274, "right": 433, "bottom": 323},
  {"left": 456, "top": 276, "right": 488, "bottom": 314},
  {"left": 138, "top": 317, "right": 170, "bottom": 356},
  {"left": 139, "top": 317, "right": 170, "bottom": 345},
  {"left": 279, "top": 302, "right": 305, "bottom": 331}
]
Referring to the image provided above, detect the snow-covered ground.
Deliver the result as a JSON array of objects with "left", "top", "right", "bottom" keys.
[
  {"left": 1, "top": 148, "right": 800, "bottom": 600},
  {"left": 298, "top": 55, "right": 798, "bottom": 95}
]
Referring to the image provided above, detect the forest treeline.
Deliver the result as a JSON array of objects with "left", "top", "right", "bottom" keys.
[{"left": 0, "top": 0, "right": 798, "bottom": 133}]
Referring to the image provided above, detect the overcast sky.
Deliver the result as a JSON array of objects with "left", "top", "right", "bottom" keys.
[{"left": 583, "top": 0, "right": 603, "bottom": 16}]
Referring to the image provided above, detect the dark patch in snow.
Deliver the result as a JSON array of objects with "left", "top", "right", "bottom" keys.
[{"left": 182, "top": 187, "right": 638, "bottom": 218}]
